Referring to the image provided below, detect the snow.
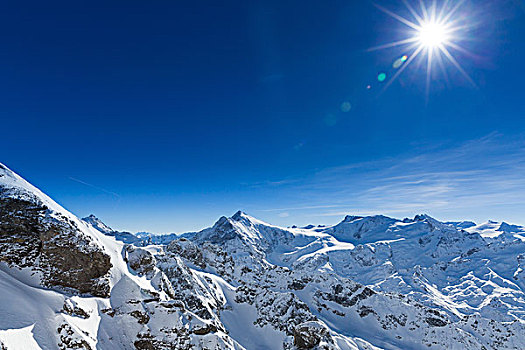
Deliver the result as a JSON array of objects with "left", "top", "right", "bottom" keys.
[
  {"left": 0, "top": 269, "right": 63, "bottom": 349},
  {"left": 82, "top": 214, "right": 114, "bottom": 234},
  {"left": 220, "top": 287, "right": 286, "bottom": 350},
  {"left": 1, "top": 162, "right": 525, "bottom": 349},
  {"left": 0, "top": 325, "right": 41, "bottom": 350},
  {"left": 467, "top": 220, "right": 525, "bottom": 241}
]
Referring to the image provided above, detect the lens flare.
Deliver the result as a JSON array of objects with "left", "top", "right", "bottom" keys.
[
  {"left": 341, "top": 101, "right": 352, "bottom": 112},
  {"left": 393, "top": 55, "right": 408, "bottom": 69},
  {"left": 371, "top": 0, "right": 476, "bottom": 98}
]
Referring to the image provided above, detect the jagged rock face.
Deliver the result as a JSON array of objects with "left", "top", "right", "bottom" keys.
[
  {"left": 57, "top": 323, "right": 92, "bottom": 350},
  {"left": 0, "top": 196, "right": 43, "bottom": 267},
  {"left": 293, "top": 322, "right": 332, "bottom": 349},
  {"left": 205, "top": 216, "right": 240, "bottom": 243},
  {"left": 0, "top": 195, "right": 111, "bottom": 297},
  {"left": 163, "top": 212, "right": 525, "bottom": 349},
  {"left": 1, "top": 163, "right": 525, "bottom": 349}
]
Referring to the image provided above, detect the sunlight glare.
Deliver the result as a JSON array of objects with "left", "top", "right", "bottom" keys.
[
  {"left": 418, "top": 22, "right": 449, "bottom": 48},
  {"left": 371, "top": 0, "right": 476, "bottom": 96}
]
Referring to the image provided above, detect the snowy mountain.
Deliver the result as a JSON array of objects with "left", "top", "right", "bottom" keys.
[
  {"left": 1, "top": 162, "right": 524, "bottom": 349},
  {"left": 81, "top": 215, "right": 180, "bottom": 246},
  {"left": 82, "top": 214, "right": 114, "bottom": 235}
]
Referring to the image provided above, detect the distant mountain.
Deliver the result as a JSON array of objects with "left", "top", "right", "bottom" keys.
[
  {"left": 1, "top": 162, "right": 524, "bottom": 349},
  {"left": 445, "top": 220, "right": 477, "bottom": 230},
  {"left": 466, "top": 220, "right": 525, "bottom": 241},
  {"left": 81, "top": 215, "right": 180, "bottom": 246},
  {"left": 82, "top": 214, "right": 114, "bottom": 234}
]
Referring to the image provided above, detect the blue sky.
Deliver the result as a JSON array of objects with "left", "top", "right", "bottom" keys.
[{"left": 2, "top": 1, "right": 525, "bottom": 233}]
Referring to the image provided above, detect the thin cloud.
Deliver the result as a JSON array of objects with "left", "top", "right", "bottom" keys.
[
  {"left": 242, "top": 178, "right": 300, "bottom": 188},
  {"left": 258, "top": 204, "right": 347, "bottom": 212},
  {"left": 257, "top": 133, "right": 525, "bottom": 224},
  {"left": 69, "top": 177, "right": 121, "bottom": 199}
]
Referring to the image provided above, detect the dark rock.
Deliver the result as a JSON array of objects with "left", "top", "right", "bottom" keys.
[
  {"left": 62, "top": 302, "right": 90, "bottom": 319},
  {"left": 293, "top": 322, "right": 330, "bottom": 349},
  {"left": 192, "top": 323, "right": 218, "bottom": 335},
  {"left": 57, "top": 323, "right": 92, "bottom": 349},
  {"left": 426, "top": 317, "right": 448, "bottom": 327},
  {"left": 0, "top": 196, "right": 112, "bottom": 297},
  {"left": 133, "top": 340, "right": 156, "bottom": 350},
  {"left": 130, "top": 310, "right": 150, "bottom": 324},
  {"left": 358, "top": 306, "right": 377, "bottom": 318}
]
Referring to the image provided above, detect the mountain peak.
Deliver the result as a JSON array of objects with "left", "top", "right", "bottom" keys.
[
  {"left": 1, "top": 165, "right": 525, "bottom": 349},
  {"left": 231, "top": 210, "right": 261, "bottom": 223},
  {"left": 339, "top": 214, "right": 394, "bottom": 225},
  {"left": 342, "top": 215, "right": 364, "bottom": 223},
  {"left": 412, "top": 214, "right": 455, "bottom": 232},
  {"left": 446, "top": 221, "right": 477, "bottom": 230},
  {"left": 413, "top": 213, "right": 436, "bottom": 222},
  {"left": 82, "top": 214, "right": 114, "bottom": 234},
  {"left": 230, "top": 210, "right": 274, "bottom": 228},
  {"left": 329, "top": 214, "right": 398, "bottom": 243},
  {"left": 498, "top": 222, "right": 522, "bottom": 233},
  {"left": 0, "top": 163, "right": 75, "bottom": 217},
  {"left": 231, "top": 210, "right": 246, "bottom": 220},
  {"left": 0, "top": 162, "right": 31, "bottom": 192}
]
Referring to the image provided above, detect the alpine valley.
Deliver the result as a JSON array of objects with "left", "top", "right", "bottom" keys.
[{"left": 0, "top": 163, "right": 524, "bottom": 350}]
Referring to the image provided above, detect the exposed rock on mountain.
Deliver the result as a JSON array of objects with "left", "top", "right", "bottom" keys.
[
  {"left": 82, "top": 214, "right": 114, "bottom": 235},
  {"left": 0, "top": 178, "right": 111, "bottom": 297},
  {"left": 0, "top": 162, "right": 524, "bottom": 349}
]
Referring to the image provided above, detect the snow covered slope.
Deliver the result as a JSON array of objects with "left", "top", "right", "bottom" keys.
[
  {"left": 0, "top": 164, "right": 241, "bottom": 349},
  {"left": 0, "top": 163, "right": 524, "bottom": 349}
]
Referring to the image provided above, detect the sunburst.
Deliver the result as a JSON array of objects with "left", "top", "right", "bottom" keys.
[{"left": 372, "top": 0, "right": 476, "bottom": 98}]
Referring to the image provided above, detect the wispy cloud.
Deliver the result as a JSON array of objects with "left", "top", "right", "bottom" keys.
[
  {"left": 69, "top": 177, "right": 121, "bottom": 199},
  {"left": 259, "top": 204, "right": 347, "bottom": 212},
  {"left": 242, "top": 178, "right": 300, "bottom": 188},
  {"left": 255, "top": 133, "right": 525, "bottom": 224}
]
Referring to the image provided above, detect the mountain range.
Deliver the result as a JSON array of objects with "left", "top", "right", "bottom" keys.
[{"left": 0, "top": 162, "right": 524, "bottom": 349}]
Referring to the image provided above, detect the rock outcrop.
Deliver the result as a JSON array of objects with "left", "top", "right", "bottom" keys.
[
  {"left": 0, "top": 163, "right": 524, "bottom": 350},
  {"left": 0, "top": 192, "right": 111, "bottom": 297}
]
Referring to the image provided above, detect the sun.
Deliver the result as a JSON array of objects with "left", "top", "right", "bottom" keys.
[
  {"left": 371, "top": 0, "right": 476, "bottom": 96},
  {"left": 417, "top": 22, "right": 449, "bottom": 48}
]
